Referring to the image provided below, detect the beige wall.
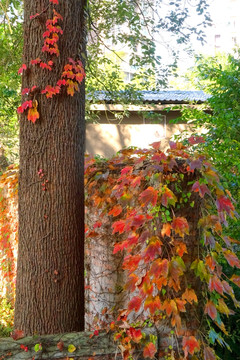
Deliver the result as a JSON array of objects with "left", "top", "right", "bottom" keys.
[
  {"left": 86, "top": 122, "right": 192, "bottom": 157},
  {"left": 86, "top": 106, "right": 207, "bottom": 157}
]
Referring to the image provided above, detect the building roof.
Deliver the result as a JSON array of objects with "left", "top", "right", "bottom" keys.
[
  {"left": 139, "top": 90, "right": 210, "bottom": 103},
  {"left": 88, "top": 90, "right": 210, "bottom": 104}
]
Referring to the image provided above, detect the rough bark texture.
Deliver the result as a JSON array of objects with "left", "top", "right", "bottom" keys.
[{"left": 14, "top": 0, "right": 86, "bottom": 335}]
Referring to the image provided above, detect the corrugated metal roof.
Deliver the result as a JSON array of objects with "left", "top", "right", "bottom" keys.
[
  {"left": 140, "top": 90, "right": 210, "bottom": 103},
  {"left": 88, "top": 90, "right": 210, "bottom": 104}
]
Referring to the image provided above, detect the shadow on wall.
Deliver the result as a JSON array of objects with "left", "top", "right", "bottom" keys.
[
  {"left": 86, "top": 124, "right": 169, "bottom": 158},
  {"left": 86, "top": 123, "right": 195, "bottom": 158}
]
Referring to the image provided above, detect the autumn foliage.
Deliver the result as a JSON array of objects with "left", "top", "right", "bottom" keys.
[
  {"left": 17, "top": 0, "right": 85, "bottom": 123},
  {"left": 85, "top": 139, "right": 240, "bottom": 359}
]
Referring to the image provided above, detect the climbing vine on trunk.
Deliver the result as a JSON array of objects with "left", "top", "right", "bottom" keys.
[{"left": 85, "top": 138, "right": 240, "bottom": 359}]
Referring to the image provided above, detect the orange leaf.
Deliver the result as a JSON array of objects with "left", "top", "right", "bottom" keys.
[
  {"left": 168, "top": 257, "right": 185, "bottom": 291},
  {"left": 171, "top": 217, "right": 189, "bottom": 237},
  {"left": 182, "top": 336, "right": 200, "bottom": 357},
  {"left": 175, "top": 298, "right": 186, "bottom": 312},
  {"left": 108, "top": 205, "right": 122, "bottom": 217},
  {"left": 128, "top": 296, "right": 142, "bottom": 312},
  {"left": 27, "top": 100, "right": 39, "bottom": 123},
  {"left": 131, "top": 176, "right": 142, "bottom": 188},
  {"left": 139, "top": 186, "right": 158, "bottom": 207},
  {"left": 144, "top": 295, "right": 161, "bottom": 315},
  {"left": 161, "top": 223, "right": 171, "bottom": 237},
  {"left": 182, "top": 288, "right": 198, "bottom": 304},
  {"left": 205, "top": 255, "right": 216, "bottom": 271},
  {"left": 66, "top": 79, "right": 79, "bottom": 96},
  {"left": 175, "top": 242, "right": 188, "bottom": 257},
  {"left": 143, "top": 342, "right": 157, "bottom": 359},
  {"left": 162, "top": 299, "right": 177, "bottom": 317},
  {"left": 205, "top": 300, "right": 217, "bottom": 320}
]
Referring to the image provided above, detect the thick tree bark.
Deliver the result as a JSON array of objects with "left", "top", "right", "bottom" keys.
[{"left": 14, "top": 0, "right": 86, "bottom": 335}]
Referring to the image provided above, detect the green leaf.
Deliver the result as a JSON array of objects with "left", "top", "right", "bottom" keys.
[{"left": 34, "top": 343, "right": 42, "bottom": 352}]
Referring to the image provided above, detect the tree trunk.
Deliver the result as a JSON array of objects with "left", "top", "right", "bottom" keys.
[{"left": 14, "top": 0, "right": 86, "bottom": 335}]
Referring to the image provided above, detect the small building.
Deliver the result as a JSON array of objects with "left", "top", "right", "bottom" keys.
[{"left": 86, "top": 90, "right": 210, "bottom": 157}]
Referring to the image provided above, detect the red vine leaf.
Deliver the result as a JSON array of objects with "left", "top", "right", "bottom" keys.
[
  {"left": 182, "top": 336, "right": 200, "bottom": 357},
  {"left": 138, "top": 274, "right": 153, "bottom": 296},
  {"left": 188, "top": 135, "right": 205, "bottom": 145},
  {"left": 143, "top": 342, "right": 157, "bottom": 359},
  {"left": 161, "top": 185, "right": 177, "bottom": 207},
  {"left": 17, "top": 100, "right": 33, "bottom": 114},
  {"left": 50, "top": 0, "right": 59, "bottom": 3},
  {"left": 113, "top": 240, "right": 128, "bottom": 254},
  {"left": 223, "top": 250, "right": 240, "bottom": 269},
  {"left": 150, "top": 141, "right": 161, "bottom": 149},
  {"left": 112, "top": 220, "right": 125, "bottom": 234},
  {"left": 216, "top": 196, "right": 235, "bottom": 216},
  {"left": 205, "top": 300, "right": 217, "bottom": 320},
  {"left": 149, "top": 258, "right": 168, "bottom": 278},
  {"left": 18, "top": 64, "right": 27, "bottom": 74},
  {"left": 108, "top": 205, "right": 122, "bottom": 217},
  {"left": 57, "top": 341, "right": 64, "bottom": 351},
  {"left": 128, "top": 296, "right": 142, "bottom": 312},
  {"left": 143, "top": 236, "right": 162, "bottom": 261},
  {"left": 123, "top": 254, "right": 141, "bottom": 272},
  {"left": 171, "top": 217, "right": 189, "bottom": 237},
  {"left": 139, "top": 186, "right": 158, "bottom": 207},
  {"left": 125, "top": 273, "right": 139, "bottom": 292},
  {"left": 41, "top": 85, "right": 60, "bottom": 98},
  {"left": 209, "top": 275, "right": 223, "bottom": 295},
  {"left": 30, "top": 58, "right": 41, "bottom": 65},
  {"left": 192, "top": 181, "right": 210, "bottom": 198},
  {"left": 127, "top": 327, "right": 142, "bottom": 343}
]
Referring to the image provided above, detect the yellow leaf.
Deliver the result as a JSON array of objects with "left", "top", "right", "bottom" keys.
[{"left": 68, "top": 344, "right": 76, "bottom": 353}]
